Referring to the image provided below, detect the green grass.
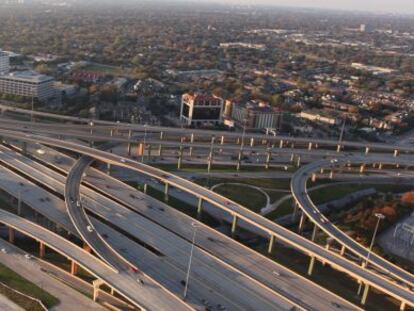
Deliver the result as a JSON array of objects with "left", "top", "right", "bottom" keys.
[
  {"left": 213, "top": 184, "right": 267, "bottom": 213},
  {"left": 0, "top": 262, "right": 59, "bottom": 309}
]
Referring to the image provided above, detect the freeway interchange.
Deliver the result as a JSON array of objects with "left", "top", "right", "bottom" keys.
[{"left": 0, "top": 107, "right": 413, "bottom": 310}]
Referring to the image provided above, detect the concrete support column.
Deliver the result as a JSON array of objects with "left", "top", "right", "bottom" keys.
[
  {"left": 290, "top": 153, "right": 295, "bottom": 163},
  {"left": 336, "top": 144, "right": 341, "bottom": 153},
  {"left": 231, "top": 215, "right": 238, "bottom": 236},
  {"left": 158, "top": 132, "right": 164, "bottom": 157},
  {"left": 127, "top": 130, "right": 132, "bottom": 156},
  {"left": 320, "top": 168, "right": 324, "bottom": 174},
  {"left": 361, "top": 283, "right": 370, "bottom": 305},
  {"left": 197, "top": 198, "right": 203, "bottom": 219},
  {"left": 298, "top": 212, "right": 306, "bottom": 233},
  {"left": 394, "top": 149, "right": 399, "bottom": 157},
  {"left": 83, "top": 243, "right": 92, "bottom": 253},
  {"left": 365, "top": 147, "right": 370, "bottom": 155},
  {"left": 250, "top": 138, "right": 255, "bottom": 147},
  {"left": 71, "top": 261, "right": 78, "bottom": 275},
  {"left": 164, "top": 183, "right": 169, "bottom": 200},
  {"left": 308, "top": 142, "right": 313, "bottom": 151},
  {"left": 110, "top": 129, "right": 114, "bottom": 137},
  {"left": 236, "top": 151, "right": 242, "bottom": 171},
  {"left": 279, "top": 140, "right": 284, "bottom": 149},
  {"left": 291, "top": 202, "right": 299, "bottom": 222},
  {"left": 207, "top": 152, "right": 213, "bottom": 173},
  {"left": 265, "top": 151, "right": 271, "bottom": 170},
  {"left": 340, "top": 245, "right": 346, "bottom": 256},
  {"left": 379, "top": 163, "right": 383, "bottom": 170},
  {"left": 400, "top": 302, "right": 406, "bottom": 311},
  {"left": 268, "top": 235, "right": 275, "bottom": 254},
  {"left": 307, "top": 256, "right": 316, "bottom": 276},
  {"left": 8, "top": 227, "right": 14, "bottom": 244},
  {"left": 359, "top": 164, "right": 365, "bottom": 174},
  {"left": 296, "top": 155, "right": 301, "bottom": 167},
  {"left": 311, "top": 173, "right": 317, "bottom": 182},
  {"left": 143, "top": 183, "right": 148, "bottom": 194},
  {"left": 329, "top": 170, "right": 334, "bottom": 179},
  {"left": 39, "top": 242, "right": 46, "bottom": 258},
  {"left": 189, "top": 133, "right": 194, "bottom": 157},
  {"left": 107, "top": 163, "right": 111, "bottom": 175},
  {"left": 177, "top": 145, "right": 183, "bottom": 169},
  {"left": 311, "top": 225, "right": 318, "bottom": 242}
]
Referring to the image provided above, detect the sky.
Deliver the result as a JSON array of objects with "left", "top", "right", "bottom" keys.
[{"left": 221, "top": 0, "right": 413, "bottom": 14}]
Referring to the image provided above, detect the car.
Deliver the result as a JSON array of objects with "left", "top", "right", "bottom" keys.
[
  {"left": 76, "top": 201, "right": 81, "bottom": 207},
  {"left": 330, "top": 159, "right": 338, "bottom": 164},
  {"left": 120, "top": 158, "right": 126, "bottom": 163},
  {"left": 87, "top": 225, "right": 94, "bottom": 233}
]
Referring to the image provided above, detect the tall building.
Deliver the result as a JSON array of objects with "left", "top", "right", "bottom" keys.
[
  {"left": 229, "top": 100, "right": 283, "bottom": 130},
  {"left": 180, "top": 92, "right": 224, "bottom": 127},
  {"left": 0, "top": 71, "right": 55, "bottom": 101},
  {"left": 0, "top": 50, "right": 10, "bottom": 75}
]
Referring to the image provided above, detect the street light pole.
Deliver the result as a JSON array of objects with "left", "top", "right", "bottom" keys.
[
  {"left": 183, "top": 223, "right": 198, "bottom": 300},
  {"left": 364, "top": 213, "right": 385, "bottom": 268}
]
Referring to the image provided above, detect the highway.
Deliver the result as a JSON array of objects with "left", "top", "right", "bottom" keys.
[
  {"left": 0, "top": 144, "right": 301, "bottom": 310},
  {"left": 1, "top": 129, "right": 414, "bottom": 308},
  {"left": 291, "top": 156, "right": 414, "bottom": 289}
]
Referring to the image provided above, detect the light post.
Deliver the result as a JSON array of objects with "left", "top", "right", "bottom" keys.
[
  {"left": 365, "top": 213, "right": 385, "bottom": 268},
  {"left": 183, "top": 222, "right": 198, "bottom": 300}
]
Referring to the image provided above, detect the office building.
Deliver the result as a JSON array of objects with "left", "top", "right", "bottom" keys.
[
  {"left": 230, "top": 100, "right": 282, "bottom": 130},
  {"left": 0, "top": 50, "right": 10, "bottom": 75},
  {"left": 180, "top": 92, "right": 224, "bottom": 126},
  {"left": 0, "top": 71, "right": 55, "bottom": 101}
]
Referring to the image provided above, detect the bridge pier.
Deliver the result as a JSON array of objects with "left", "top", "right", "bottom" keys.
[
  {"left": 298, "top": 212, "right": 306, "bottom": 233},
  {"left": 219, "top": 135, "right": 224, "bottom": 153},
  {"left": 231, "top": 215, "right": 238, "bottom": 237},
  {"left": 189, "top": 133, "right": 194, "bottom": 157},
  {"left": 127, "top": 130, "right": 132, "bottom": 156},
  {"left": 8, "top": 227, "right": 14, "bottom": 244},
  {"left": 268, "top": 235, "right": 275, "bottom": 254},
  {"left": 329, "top": 170, "right": 334, "bottom": 179},
  {"left": 296, "top": 155, "right": 301, "bottom": 167},
  {"left": 291, "top": 202, "right": 299, "bottom": 222},
  {"left": 359, "top": 164, "right": 365, "bottom": 174},
  {"left": 365, "top": 147, "right": 370, "bottom": 155},
  {"left": 361, "top": 283, "right": 370, "bottom": 305},
  {"left": 400, "top": 302, "right": 406, "bottom": 311},
  {"left": 207, "top": 151, "right": 213, "bottom": 173},
  {"left": 307, "top": 256, "right": 316, "bottom": 276},
  {"left": 394, "top": 149, "right": 399, "bottom": 157},
  {"left": 158, "top": 132, "right": 164, "bottom": 157},
  {"left": 250, "top": 138, "right": 255, "bottom": 147},
  {"left": 308, "top": 142, "right": 313, "bottom": 151},
  {"left": 378, "top": 163, "right": 383, "bottom": 170},
  {"left": 336, "top": 144, "right": 341, "bottom": 153},
  {"left": 17, "top": 191, "right": 22, "bottom": 216},
  {"left": 265, "top": 151, "right": 271, "bottom": 169},
  {"left": 164, "top": 183, "right": 169, "bottom": 201},
  {"left": 311, "top": 173, "right": 317, "bottom": 182},
  {"left": 197, "top": 198, "right": 203, "bottom": 219},
  {"left": 39, "top": 242, "right": 46, "bottom": 258},
  {"left": 311, "top": 225, "right": 318, "bottom": 242},
  {"left": 279, "top": 140, "right": 284, "bottom": 149},
  {"left": 177, "top": 145, "right": 183, "bottom": 169},
  {"left": 70, "top": 261, "right": 79, "bottom": 275},
  {"left": 143, "top": 183, "right": 148, "bottom": 194},
  {"left": 236, "top": 151, "right": 242, "bottom": 171},
  {"left": 340, "top": 245, "right": 346, "bottom": 256}
]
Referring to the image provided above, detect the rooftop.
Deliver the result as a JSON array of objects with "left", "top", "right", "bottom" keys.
[{"left": 0, "top": 71, "right": 54, "bottom": 83}]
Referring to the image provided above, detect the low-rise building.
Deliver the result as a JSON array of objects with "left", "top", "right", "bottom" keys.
[
  {"left": 180, "top": 92, "right": 224, "bottom": 126},
  {"left": 0, "top": 71, "right": 55, "bottom": 101},
  {"left": 298, "top": 110, "right": 341, "bottom": 125}
]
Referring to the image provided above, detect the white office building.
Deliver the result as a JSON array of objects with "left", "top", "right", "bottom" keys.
[
  {"left": 0, "top": 71, "right": 55, "bottom": 101},
  {"left": 0, "top": 50, "right": 10, "bottom": 75}
]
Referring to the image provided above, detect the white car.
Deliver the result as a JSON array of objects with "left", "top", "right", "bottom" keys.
[{"left": 87, "top": 225, "right": 94, "bottom": 233}]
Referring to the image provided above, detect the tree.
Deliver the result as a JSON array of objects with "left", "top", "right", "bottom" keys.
[{"left": 401, "top": 192, "right": 414, "bottom": 207}]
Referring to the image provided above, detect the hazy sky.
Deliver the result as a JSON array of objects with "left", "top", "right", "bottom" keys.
[{"left": 225, "top": 0, "right": 413, "bottom": 14}]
